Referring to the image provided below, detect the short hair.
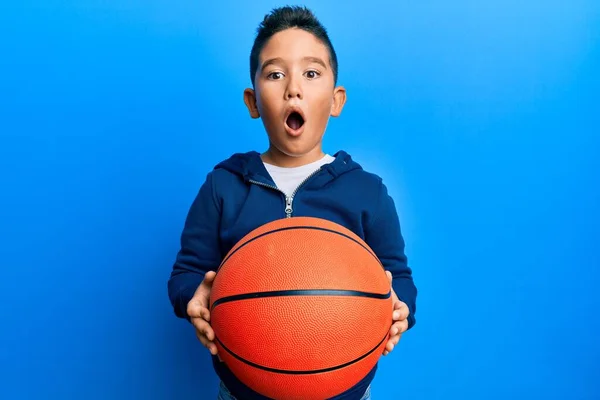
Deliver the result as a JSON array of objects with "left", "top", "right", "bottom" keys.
[{"left": 249, "top": 6, "right": 338, "bottom": 87}]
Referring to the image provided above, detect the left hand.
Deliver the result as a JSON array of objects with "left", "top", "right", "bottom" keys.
[{"left": 383, "top": 271, "right": 410, "bottom": 356}]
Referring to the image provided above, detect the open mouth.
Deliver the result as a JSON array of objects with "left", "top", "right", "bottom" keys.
[{"left": 286, "top": 111, "right": 305, "bottom": 131}]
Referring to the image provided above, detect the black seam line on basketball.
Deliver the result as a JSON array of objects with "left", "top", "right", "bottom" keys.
[
  {"left": 215, "top": 331, "right": 388, "bottom": 375},
  {"left": 217, "top": 226, "right": 382, "bottom": 273},
  {"left": 211, "top": 289, "right": 392, "bottom": 309}
]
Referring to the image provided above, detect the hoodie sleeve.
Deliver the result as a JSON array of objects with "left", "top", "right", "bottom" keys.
[
  {"left": 364, "top": 179, "right": 417, "bottom": 330},
  {"left": 167, "top": 171, "right": 222, "bottom": 320}
]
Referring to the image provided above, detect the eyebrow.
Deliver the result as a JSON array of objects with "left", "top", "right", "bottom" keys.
[{"left": 260, "top": 56, "right": 328, "bottom": 72}]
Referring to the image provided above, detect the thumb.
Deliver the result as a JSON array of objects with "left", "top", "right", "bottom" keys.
[
  {"left": 195, "top": 271, "right": 217, "bottom": 295},
  {"left": 189, "top": 271, "right": 217, "bottom": 311},
  {"left": 204, "top": 271, "right": 217, "bottom": 284}
]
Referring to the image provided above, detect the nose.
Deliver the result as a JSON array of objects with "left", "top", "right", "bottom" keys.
[{"left": 285, "top": 74, "right": 303, "bottom": 100}]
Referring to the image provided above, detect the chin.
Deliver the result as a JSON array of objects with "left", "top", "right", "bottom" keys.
[
  {"left": 277, "top": 144, "right": 318, "bottom": 157},
  {"left": 278, "top": 149, "right": 308, "bottom": 158}
]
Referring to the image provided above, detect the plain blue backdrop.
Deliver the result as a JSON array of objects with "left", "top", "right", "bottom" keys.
[{"left": 1, "top": 1, "right": 599, "bottom": 399}]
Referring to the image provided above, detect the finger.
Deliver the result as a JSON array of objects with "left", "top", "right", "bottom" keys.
[
  {"left": 389, "top": 320, "right": 408, "bottom": 336},
  {"left": 393, "top": 302, "right": 410, "bottom": 321},
  {"left": 389, "top": 321, "right": 402, "bottom": 336},
  {"left": 390, "top": 328, "right": 402, "bottom": 345},
  {"left": 200, "top": 307, "right": 211, "bottom": 322},
  {"left": 202, "top": 323, "right": 216, "bottom": 342},
  {"left": 191, "top": 318, "right": 215, "bottom": 341},
  {"left": 195, "top": 329, "right": 210, "bottom": 347},
  {"left": 191, "top": 271, "right": 217, "bottom": 299},
  {"left": 385, "top": 270, "right": 392, "bottom": 284},
  {"left": 385, "top": 330, "right": 403, "bottom": 352},
  {"left": 204, "top": 270, "right": 217, "bottom": 284},
  {"left": 383, "top": 343, "right": 392, "bottom": 356},
  {"left": 187, "top": 297, "right": 210, "bottom": 318},
  {"left": 385, "top": 338, "right": 396, "bottom": 353},
  {"left": 191, "top": 305, "right": 210, "bottom": 322},
  {"left": 193, "top": 323, "right": 218, "bottom": 353},
  {"left": 187, "top": 301, "right": 211, "bottom": 319},
  {"left": 389, "top": 320, "right": 409, "bottom": 336},
  {"left": 195, "top": 329, "right": 214, "bottom": 350},
  {"left": 195, "top": 330, "right": 218, "bottom": 355}
]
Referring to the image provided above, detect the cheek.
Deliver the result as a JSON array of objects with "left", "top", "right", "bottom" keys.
[
  {"left": 310, "top": 94, "right": 334, "bottom": 121},
  {"left": 256, "top": 97, "right": 279, "bottom": 125}
]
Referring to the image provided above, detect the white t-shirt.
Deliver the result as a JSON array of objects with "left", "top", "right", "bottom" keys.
[{"left": 264, "top": 154, "right": 335, "bottom": 197}]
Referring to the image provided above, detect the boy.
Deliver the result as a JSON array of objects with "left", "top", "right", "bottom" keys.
[{"left": 168, "top": 6, "right": 417, "bottom": 400}]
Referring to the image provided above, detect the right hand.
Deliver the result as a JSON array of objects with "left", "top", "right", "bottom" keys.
[{"left": 187, "top": 271, "right": 218, "bottom": 356}]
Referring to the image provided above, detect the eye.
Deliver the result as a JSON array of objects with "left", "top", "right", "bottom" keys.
[
  {"left": 267, "top": 71, "right": 284, "bottom": 80},
  {"left": 304, "top": 70, "right": 321, "bottom": 79}
]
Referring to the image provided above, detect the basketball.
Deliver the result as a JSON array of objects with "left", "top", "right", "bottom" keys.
[{"left": 209, "top": 216, "right": 392, "bottom": 400}]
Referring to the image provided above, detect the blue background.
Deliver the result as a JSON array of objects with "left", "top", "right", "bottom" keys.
[{"left": 1, "top": 1, "right": 599, "bottom": 399}]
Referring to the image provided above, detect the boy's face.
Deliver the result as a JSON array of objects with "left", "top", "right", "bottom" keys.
[{"left": 244, "top": 28, "right": 346, "bottom": 166}]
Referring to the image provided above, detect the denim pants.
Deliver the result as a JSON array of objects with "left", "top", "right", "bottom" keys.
[{"left": 217, "top": 381, "right": 372, "bottom": 400}]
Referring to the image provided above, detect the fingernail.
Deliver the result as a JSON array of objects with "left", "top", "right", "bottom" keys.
[{"left": 390, "top": 344, "right": 394, "bottom": 351}]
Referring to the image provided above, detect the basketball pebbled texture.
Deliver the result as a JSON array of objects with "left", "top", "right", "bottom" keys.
[{"left": 210, "top": 217, "right": 392, "bottom": 400}]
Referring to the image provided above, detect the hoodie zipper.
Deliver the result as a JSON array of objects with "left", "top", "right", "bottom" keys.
[{"left": 249, "top": 167, "right": 322, "bottom": 218}]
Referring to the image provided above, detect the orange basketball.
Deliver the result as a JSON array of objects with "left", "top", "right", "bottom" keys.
[{"left": 210, "top": 216, "right": 392, "bottom": 400}]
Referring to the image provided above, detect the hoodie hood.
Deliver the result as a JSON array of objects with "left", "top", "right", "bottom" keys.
[{"left": 214, "top": 150, "right": 362, "bottom": 184}]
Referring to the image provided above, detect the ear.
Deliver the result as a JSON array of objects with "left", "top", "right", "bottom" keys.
[
  {"left": 244, "top": 88, "right": 260, "bottom": 119},
  {"left": 330, "top": 86, "right": 347, "bottom": 117}
]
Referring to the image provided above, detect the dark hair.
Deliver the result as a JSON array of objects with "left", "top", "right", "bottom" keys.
[{"left": 249, "top": 6, "right": 338, "bottom": 87}]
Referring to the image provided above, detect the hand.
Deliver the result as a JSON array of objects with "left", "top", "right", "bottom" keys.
[
  {"left": 383, "top": 271, "right": 410, "bottom": 356},
  {"left": 187, "top": 271, "right": 218, "bottom": 356}
]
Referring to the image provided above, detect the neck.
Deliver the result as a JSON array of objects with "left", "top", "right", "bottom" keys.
[{"left": 261, "top": 146, "right": 325, "bottom": 168}]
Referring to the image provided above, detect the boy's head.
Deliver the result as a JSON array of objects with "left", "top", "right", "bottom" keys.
[{"left": 243, "top": 6, "right": 346, "bottom": 167}]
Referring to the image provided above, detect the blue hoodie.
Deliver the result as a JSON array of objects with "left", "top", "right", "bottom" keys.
[{"left": 168, "top": 150, "right": 417, "bottom": 400}]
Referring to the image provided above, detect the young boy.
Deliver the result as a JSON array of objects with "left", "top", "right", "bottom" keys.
[{"left": 168, "top": 6, "right": 417, "bottom": 400}]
